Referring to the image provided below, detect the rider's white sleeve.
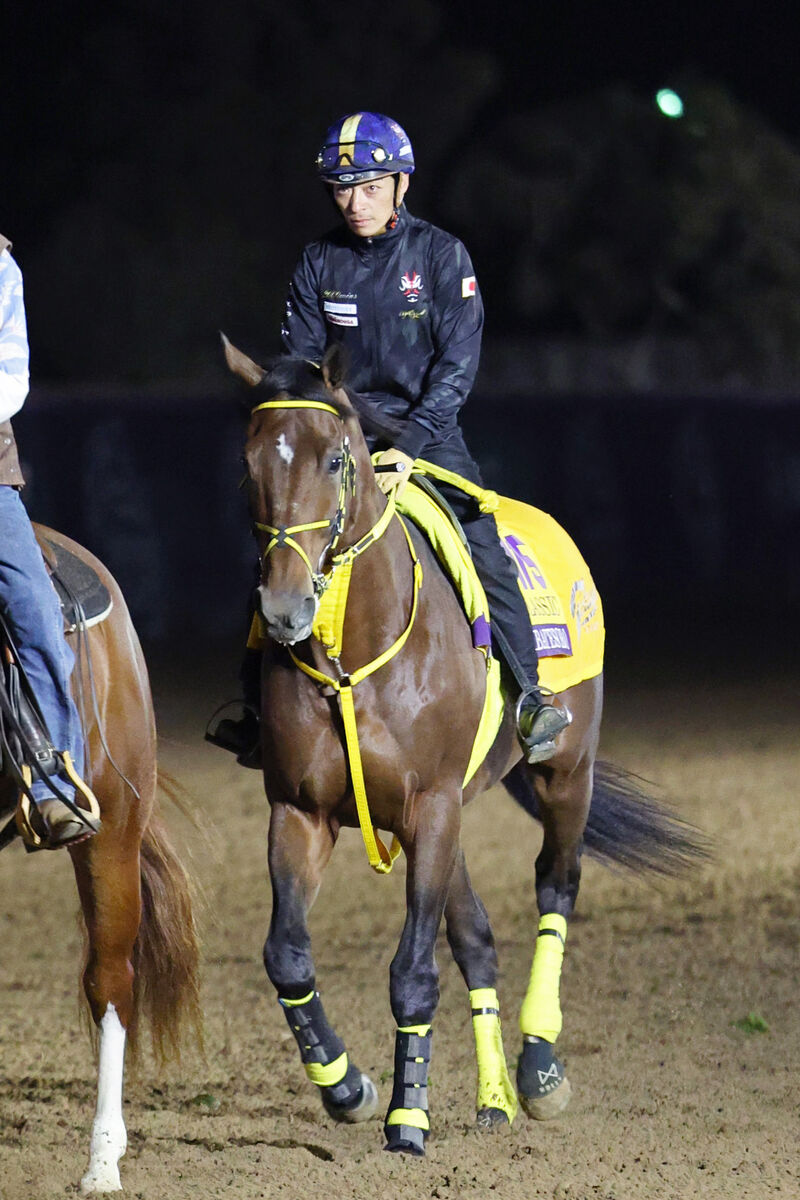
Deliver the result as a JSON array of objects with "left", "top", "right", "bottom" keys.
[{"left": 0, "top": 248, "right": 30, "bottom": 423}]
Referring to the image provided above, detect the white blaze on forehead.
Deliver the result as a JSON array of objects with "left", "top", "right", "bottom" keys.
[{"left": 276, "top": 433, "right": 294, "bottom": 465}]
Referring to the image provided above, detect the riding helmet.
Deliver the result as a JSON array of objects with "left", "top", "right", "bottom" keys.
[{"left": 316, "top": 112, "right": 415, "bottom": 184}]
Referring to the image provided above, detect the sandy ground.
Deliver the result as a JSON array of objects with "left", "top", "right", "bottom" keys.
[{"left": 1, "top": 649, "right": 799, "bottom": 1200}]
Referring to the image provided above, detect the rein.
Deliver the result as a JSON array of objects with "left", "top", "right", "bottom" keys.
[{"left": 252, "top": 395, "right": 422, "bottom": 874}]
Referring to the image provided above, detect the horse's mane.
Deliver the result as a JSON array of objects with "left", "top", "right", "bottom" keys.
[{"left": 259, "top": 355, "right": 407, "bottom": 447}]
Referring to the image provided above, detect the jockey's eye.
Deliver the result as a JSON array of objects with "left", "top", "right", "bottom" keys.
[{"left": 328, "top": 454, "right": 343, "bottom": 474}]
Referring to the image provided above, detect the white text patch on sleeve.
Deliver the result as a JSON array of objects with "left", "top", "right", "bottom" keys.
[{"left": 324, "top": 300, "right": 358, "bottom": 327}]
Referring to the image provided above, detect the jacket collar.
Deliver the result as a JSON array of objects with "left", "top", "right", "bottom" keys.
[{"left": 347, "top": 203, "right": 409, "bottom": 256}]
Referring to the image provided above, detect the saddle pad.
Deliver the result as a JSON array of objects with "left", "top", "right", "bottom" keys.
[
  {"left": 42, "top": 538, "right": 113, "bottom": 631},
  {"left": 494, "top": 496, "right": 605, "bottom": 695},
  {"left": 398, "top": 484, "right": 604, "bottom": 783}
]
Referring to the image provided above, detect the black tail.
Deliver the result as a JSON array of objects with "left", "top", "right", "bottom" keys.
[{"left": 504, "top": 760, "right": 710, "bottom": 876}]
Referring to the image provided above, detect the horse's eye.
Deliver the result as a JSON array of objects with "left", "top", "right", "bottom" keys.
[{"left": 328, "top": 455, "right": 343, "bottom": 474}]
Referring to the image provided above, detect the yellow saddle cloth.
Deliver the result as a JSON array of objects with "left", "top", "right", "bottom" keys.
[{"left": 397, "top": 475, "right": 604, "bottom": 784}]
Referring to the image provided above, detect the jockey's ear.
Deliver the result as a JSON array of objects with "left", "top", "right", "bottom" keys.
[
  {"left": 220, "top": 332, "right": 265, "bottom": 387},
  {"left": 321, "top": 343, "right": 348, "bottom": 392}
]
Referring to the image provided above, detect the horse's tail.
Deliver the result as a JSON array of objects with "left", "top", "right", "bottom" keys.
[
  {"left": 129, "top": 773, "right": 203, "bottom": 1065},
  {"left": 504, "top": 760, "right": 709, "bottom": 876}
]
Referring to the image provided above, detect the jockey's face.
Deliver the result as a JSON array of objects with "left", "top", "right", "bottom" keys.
[{"left": 332, "top": 173, "right": 410, "bottom": 238}]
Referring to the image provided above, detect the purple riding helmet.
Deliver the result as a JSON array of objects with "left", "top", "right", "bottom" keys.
[{"left": 316, "top": 112, "right": 415, "bottom": 184}]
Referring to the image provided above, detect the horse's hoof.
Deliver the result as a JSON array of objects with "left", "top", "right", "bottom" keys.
[
  {"left": 516, "top": 1037, "right": 572, "bottom": 1121},
  {"left": 322, "top": 1073, "right": 378, "bottom": 1123},
  {"left": 519, "top": 1074, "right": 572, "bottom": 1121},
  {"left": 476, "top": 1105, "right": 510, "bottom": 1129},
  {"left": 383, "top": 1125, "right": 426, "bottom": 1155}
]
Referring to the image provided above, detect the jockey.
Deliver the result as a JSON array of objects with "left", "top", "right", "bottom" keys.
[
  {"left": 210, "top": 113, "right": 568, "bottom": 765},
  {"left": 0, "top": 235, "right": 90, "bottom": 847}
]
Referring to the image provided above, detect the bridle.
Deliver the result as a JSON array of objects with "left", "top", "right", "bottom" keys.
[{"left": 249, "top": 398, "right": 356, "bottom": 597}]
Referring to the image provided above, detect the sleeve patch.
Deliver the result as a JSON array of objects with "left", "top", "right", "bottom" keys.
[{"left": 461, "top": 276, "right": 476, "bottom": 298}]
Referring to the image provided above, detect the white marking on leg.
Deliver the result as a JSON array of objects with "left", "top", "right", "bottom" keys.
[
  {"left": 81, "top": 1003, "right": 127, "bottom": 1194},
  {"left": 276, "top": 433, "right": 294, "bottom": 464}
]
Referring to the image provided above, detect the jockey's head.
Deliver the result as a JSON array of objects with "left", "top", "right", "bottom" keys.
[{"left": 316, "top": 112, "right": 414, "bottom": 239}]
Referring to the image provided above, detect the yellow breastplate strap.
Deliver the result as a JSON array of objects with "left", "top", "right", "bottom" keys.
[{"left": 290, "top": 508, "right": 423, "bottom": 874}]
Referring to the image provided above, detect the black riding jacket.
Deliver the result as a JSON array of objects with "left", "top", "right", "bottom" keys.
[{"left": 281, "top": 205, "right": 484, "bottom": 461}]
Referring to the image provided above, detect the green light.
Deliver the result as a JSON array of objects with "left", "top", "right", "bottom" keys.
[{"left": 655, "top": 88, "right": 684, "bottom": 118}]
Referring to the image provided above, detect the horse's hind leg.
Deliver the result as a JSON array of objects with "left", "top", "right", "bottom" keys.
[
  {"left": 515, "top": 678, "right": 601, "bottom": 1120},
  {"left": 263, "top": 802, "right": 378, "bottom": 1124},
  {"left": 71, "top": 834, "right": 142, "bottom": 1194},
  {"left": 444, "top": 850, "right": 517, "bottom": 1128}
]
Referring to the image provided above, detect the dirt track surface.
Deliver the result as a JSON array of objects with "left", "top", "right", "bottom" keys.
[{"left": 1, "top": 654, "right": 799, "bottom": 1200}]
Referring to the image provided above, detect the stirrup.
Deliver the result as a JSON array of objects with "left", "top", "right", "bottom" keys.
[
  {"left": 516, "top": 691, "right": 572, "bottom": 764},
  {"left": 15, "top": 751, "right": 101, "bottom": 852}
]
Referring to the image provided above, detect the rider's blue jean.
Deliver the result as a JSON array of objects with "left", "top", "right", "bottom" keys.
[{"left": 0, "top": 486, "right": 83, "bottom": 800}]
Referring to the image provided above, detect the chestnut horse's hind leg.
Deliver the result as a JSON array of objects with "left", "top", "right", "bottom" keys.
[
  {"left": 71, "top": 836, "right": 142, "bottom": 1194},
  {"left": 444, "top": 850, "right": 517, "bottom": 1128},
  {"left": 264, "top": 802, "right": 378, "bottom": 1124}
]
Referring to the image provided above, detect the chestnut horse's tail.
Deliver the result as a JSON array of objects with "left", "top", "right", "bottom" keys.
[
  {"left": 129, "top": 778, "right": 203, "bottom": 1065},
  {"left": 505, "top": 760, "right": 709, "bottom": 877}
]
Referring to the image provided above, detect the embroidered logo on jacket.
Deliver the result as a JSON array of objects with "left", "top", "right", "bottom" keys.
[{"left": 400, "top": 270, "right": 423, "bottom": 303}]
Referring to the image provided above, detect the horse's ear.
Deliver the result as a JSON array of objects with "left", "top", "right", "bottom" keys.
[
  {"left": 320, "top": 344, "right": 348, "bottom": 392},
  {"left": 220, "top": 333, "right": 265, "bottom": 387}
]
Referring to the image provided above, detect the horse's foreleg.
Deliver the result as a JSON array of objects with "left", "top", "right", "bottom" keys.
[
  {"left": 517, "top": 754, "right": 594, "bottom": 1121},
  {"left": 444, "top": 850, "right": 517, "bottom": 1128},
  {"left": 264, "top": 802, "right": 378, "bottom": 1124},
  {"left": 71, "top": 840, "right": 141, "bottom": 1194},
  {"left": 385, "top": 792, "right": 460, "bottom": 1155}
]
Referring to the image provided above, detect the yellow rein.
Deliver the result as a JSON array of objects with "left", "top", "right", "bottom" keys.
[{"left": 252, "top": 395, "right": 422, "bottom": 874}]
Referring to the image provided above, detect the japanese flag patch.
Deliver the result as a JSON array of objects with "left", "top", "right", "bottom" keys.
[{"left": 462, "top": 276, "right": 476, "bottom": 298}]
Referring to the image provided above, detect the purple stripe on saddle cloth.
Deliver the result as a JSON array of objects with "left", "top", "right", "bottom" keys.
[
  {"left": 471, "top": 614, "right": 491, "bottom": 650},
  {"left": 533, "top": 624, "right": 573, "bottom": 657}
]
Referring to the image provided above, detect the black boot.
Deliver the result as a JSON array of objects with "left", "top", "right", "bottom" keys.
[
  {"left": 516, "top": 691, "right": 571, "bottom": 763},
  {"left": 205, "top": 702, "right": 261, "bottom": 768}
]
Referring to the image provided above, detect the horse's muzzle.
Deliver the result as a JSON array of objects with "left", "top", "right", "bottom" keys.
[{"left": 256, "top": 585, "right": 316, "bottom": 645}]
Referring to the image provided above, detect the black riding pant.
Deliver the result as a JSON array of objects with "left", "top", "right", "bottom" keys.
[{"left": 415, "top": 430, "right": 540, "bottom": 693}]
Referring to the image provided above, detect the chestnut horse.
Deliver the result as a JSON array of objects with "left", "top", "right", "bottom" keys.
[
  {"left": 0, "top": 527, "right": 200, "bottom": 1194},
  {"left": 224, "top": 338, "right": 703, "bottom": 1155}
]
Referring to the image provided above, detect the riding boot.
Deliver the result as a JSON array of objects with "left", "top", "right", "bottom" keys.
[{"left": 205, "top": 646, "right": 262, "bottom": 768}]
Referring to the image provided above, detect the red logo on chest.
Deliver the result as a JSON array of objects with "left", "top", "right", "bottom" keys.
[{"left": 400, "top": 270, "right": 423, "bottom": 303}]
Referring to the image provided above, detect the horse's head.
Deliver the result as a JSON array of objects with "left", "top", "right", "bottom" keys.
[{"left": 223, "top": 336, "right": 371, "bottom": 646}]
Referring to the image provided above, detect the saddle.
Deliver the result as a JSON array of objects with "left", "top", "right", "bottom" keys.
[
  {"left": 0, "top": 538, "right": 109, "bottom": 852},
  {"left": 40, "top": 537, "right": 113, "bottom": 631}
]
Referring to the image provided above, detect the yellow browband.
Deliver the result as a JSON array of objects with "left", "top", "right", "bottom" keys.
[{"left": 251, "top": 395, "right": 421, "bottom": 874}]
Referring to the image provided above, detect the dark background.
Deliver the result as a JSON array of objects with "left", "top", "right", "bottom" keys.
[{"left": 5, "top": 1, "right": 800, "bottom": 664}]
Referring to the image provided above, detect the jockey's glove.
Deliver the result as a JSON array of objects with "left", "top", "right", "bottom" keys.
[{"left": 375, "top": 448, "right": 415, "bottom": 500}]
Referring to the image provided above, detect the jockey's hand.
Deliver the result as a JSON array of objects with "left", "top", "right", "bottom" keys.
[{"left": 375, "top": 448, "right": 415, "bottom": 499}]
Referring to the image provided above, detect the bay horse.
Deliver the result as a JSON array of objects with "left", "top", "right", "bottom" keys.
[
  {"left": 0, "top": 526, "right": 200, "bottom": 1194},
  {"left": 223, "top": 336, "right": 703, "bottom": 1154}
]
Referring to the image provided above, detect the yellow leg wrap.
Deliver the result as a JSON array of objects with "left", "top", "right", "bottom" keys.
[
  {"left": 519, "top": 914, "right": 567, "bottom": 1043},
  {"left": 304, "top": 1051, "right": 349, "bottom": 1088},
  {"left": 385, "top": 1107, "right": 430, "bottom": 1130},
  {"left": 470, "top": 988, "right": 518, "bottom": 1122}
]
